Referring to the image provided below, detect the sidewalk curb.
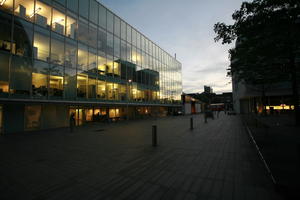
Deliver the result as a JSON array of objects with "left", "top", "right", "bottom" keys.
[{"left": 243, "top": 119, "right": 277, "bottom": 186}]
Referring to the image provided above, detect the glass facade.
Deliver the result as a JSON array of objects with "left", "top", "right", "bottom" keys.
[{"left": 0, "top": 0, "right": 182, "bottom": 104}]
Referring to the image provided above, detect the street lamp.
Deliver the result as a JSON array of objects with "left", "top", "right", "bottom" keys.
[{"left": 126, "top": 79, "right": 132, "bottom": 120}]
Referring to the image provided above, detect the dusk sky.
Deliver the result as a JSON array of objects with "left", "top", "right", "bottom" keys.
[{"left": 100, "top": 0, "right": 244, "bottom": 94}]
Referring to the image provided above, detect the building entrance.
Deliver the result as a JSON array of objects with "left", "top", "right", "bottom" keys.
[{"left": 69, "top": 108, "right": 83, "bottom": 126}]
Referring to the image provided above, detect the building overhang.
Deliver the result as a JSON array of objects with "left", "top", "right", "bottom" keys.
[{"left": 0, "top": 98, "right": 182, "bottom": 108}]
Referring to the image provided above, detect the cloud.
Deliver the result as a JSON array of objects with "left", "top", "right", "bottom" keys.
[{"left": 100, "top": 0, "right": 243, "bottom": 93}]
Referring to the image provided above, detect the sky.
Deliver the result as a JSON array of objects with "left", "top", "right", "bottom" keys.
[{"left": 100, "top": 0, "right": 244, "bottom": 94}]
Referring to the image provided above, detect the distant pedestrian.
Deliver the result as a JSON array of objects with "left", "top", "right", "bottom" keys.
[{"left": 70, "top": 112, "right": 75, "bottom": 132}]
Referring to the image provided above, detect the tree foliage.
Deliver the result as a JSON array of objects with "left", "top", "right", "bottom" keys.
[
  {"left": 214, "top": 0, "right": 300, "bottom": 85},
  {"left": 214, "top": 0, "right": 300, "bottom": 123}
]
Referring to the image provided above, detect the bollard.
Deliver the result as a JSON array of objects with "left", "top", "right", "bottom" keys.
[
  {"left": 152, "top": 125, "right": 157, "bottom": 147},
  {"left": 204, "top": 114, "right": 207, "bottom": 123},
  {"left": 190, "top": 117, "right": 193, "bottom": 130}
]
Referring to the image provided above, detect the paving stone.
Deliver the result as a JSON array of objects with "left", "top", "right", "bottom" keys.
[{"left": 0, "top": 114, "right": 283, "bottom": 199}]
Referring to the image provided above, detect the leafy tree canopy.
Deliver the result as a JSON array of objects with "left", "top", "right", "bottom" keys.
[{"left": 214, "top": 0, "right": 300, "bottom": 85}]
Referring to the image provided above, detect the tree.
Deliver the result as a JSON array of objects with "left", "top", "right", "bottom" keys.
[{"left": 214, "top": 0, "right": 300, "bottom": 124}]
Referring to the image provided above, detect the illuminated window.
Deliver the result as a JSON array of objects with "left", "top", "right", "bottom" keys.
[
  {"left": 66, "top": 15, "right": 77, "bottom": 39},
  {"left": 88, "top": 48, "right": 97, "bottom": 72},
  {"left": 97, "top": 80, "right": 106, "bottom": 99},
  {"left": 106, "top": 56, "right": 113, "bottom": 76},
  {"left": 14, "top": 0, "right": 34, "bottom": 21},
  {"left": 113, "top": 61, "right": 120, "bottom": 77},
  {"left": 34, "top": 1, "right": 51, "bottom": 28},
  {"left": 52, "top": 9, "right": 65, "bottom": 35},
  {"left": 88, "top": 78, "right": 96, "bottom": 99},
  {"left": 49, "top": 65, "right": 63, "bottom": 97},
  {"left": 97, "top": 55, "right": 106, "bottom": 75},
  {"left": 34, "top": 26, "right": 50, "bottom": 61},
  {"left": 77, "top": 74, "right": 88, "bottom": 98}
]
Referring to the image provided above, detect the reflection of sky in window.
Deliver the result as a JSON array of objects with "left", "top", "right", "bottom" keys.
[{"left": 100, "top": 0, "right": 244, "bottom": 93}]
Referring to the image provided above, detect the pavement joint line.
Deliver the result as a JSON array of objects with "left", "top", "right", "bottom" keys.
[{"left": 243, "top": 119, "right": 277, "bottom": 186}]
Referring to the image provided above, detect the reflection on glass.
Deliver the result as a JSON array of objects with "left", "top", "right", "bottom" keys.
[
  {"left": 88, "top": 48, "right": 97, "bottom": 73},
  {"left": 10, "top": 55, "right": 32, "bottom": 95},
  {"left": 78, "top": 19, "right": 89, "bottom": 44},
  {"left": 0, "top": 54, "right": 9, "bottom": 94},
  {"left": 113, "top": 61, "right": 120, "bottom": 77},
  {"left": 51, "top": 33, "right": 64, "bottom": 65},
  {"left": 49, "top": 65, "right": 63, "bottom": 97},
  {"left": 13, "top": 18, "right": 33, "bottom": 57},
  {"left": 0, "top": 12, "right": 12, "bottom": 52},
  {"left": 52, "top": 9, "right": 65, "bottom": 35},
  {"left": 65, "top": 38, "right": 77, "bottom": 68},
  {"left": 14, "top": 0, "right": 34, "bottom": 21},
  {"left": 64, "top": 67, "right": 76, "bottom": 99},
  {"left": 97, "top": 55, "right": 106, "bottom": 75},
  {"left": 32, "top": 60, "right": 48, "bottom": 97},
  {"left": 88, "top": 78, "right": 96, "bottom": 98},
  {"left": 78, "top": 43, "right": 88, "bottom": 70},
  {"left": 107, "top": 10, "right": 113, "bottom": 33},
  {"left": 97, "top": 80, "right": 106, "bottom": 99},
  {"left": 89, "top": 24, "right": 97, "bottom": 48},
  {"left": 34, "top": 26, "right": 50, "bottom": 61},
  {"left": 77, "top": 73, "right": 87, "bottom": 98},
  {"left": 114, "top": 36, "right": 120, "bottom": 58},
  {"left": 98, "top": 28, "right": 106, "bottom": 53},
  {"left": 106, "top": 56, "right": 113, "bottom": 76},
  {"left": 98, "top": 4, "right": 106, "bottom": 28},
  {"left": 35, "top": 1, "right": 51, "bottom": 28},
  {"left": 66, "top": 15, "right": 77, "bottom": 39},
  {"left": 106, "top": 33, "right": 113, "bottom": 56},
  {"left": 0, "top": 0, "right": 13, "bottom": 12}
]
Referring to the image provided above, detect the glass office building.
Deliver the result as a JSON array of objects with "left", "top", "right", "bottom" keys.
[{"left": 0, "top": 0, "right": 182, "bottom": 133}]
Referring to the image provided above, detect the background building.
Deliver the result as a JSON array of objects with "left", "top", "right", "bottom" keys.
[{"left": 0, "top": 0, "right": 182, "bottom": 134}]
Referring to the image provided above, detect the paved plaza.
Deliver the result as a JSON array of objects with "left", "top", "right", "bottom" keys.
[{"left": 0, "top": 113, "right": 283, "bottom": 200}]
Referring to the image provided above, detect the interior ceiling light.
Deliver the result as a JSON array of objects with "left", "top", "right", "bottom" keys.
[
  {"left": 0, "top": 0, "right": 7, "bottom": 6},
  {"left": 30, "top": 7, "right": 41, "bottom": 18}
]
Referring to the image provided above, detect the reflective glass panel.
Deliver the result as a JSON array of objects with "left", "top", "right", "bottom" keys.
[
  {"left": 52, "top": 9, "right": 66, "bottom": 35},
  {"left": 79, "top": 0, "right": 88, "bottom": 19},
  {"left": 89, "top": 0, "right": 98, "bottom": 24},
  {"left": 97, "top": 80, "right": 106, "bottom": 99},
  {"left": 35, "top": 1, "right": 51, "bottom": 28},
  {"left": 14, "top": 0, "right": 35, "bottom": 22},
  {"left": 107, "top": 11, "right": 113, "bottom": 33},
  {"left": 33, "top": 26, "right": 50, "bottom": 61},
  {"left": 66, "top": 15, "right": 77, "bottom": 39},
  {"left": 51, "top": 33, "right": 64, "bottom": 65},
  {"left": 49, "top": 64, "right": 64, "bottom": 97},
  {"left": 98, "top": 4, "right": 106, "bottom": 28},
  {"left": 0, "top": 12, "right": 12, "bottom": 53},
  {"left": 0, "top": 53, "right": 9, "bottom": 94},
  {"left": 65, "top": 38, "right": 77, "bottom": 69},
  {"left": 78, "top": 43, "right": 88, "bottom": 70},
  {"left": 32, "top": 60, "right": 48, "bottom": 97},
  {"left": 64, "top": 67, "right": 76, "bottom": 99},
  {"left": 10, "top": 55, "right": 32, "bottom": 95},
  {"left": 13, "top": 18, "right": 33, "bottom": 57}
]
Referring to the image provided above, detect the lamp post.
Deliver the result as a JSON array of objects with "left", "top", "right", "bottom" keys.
[{"left": 126, "top": 79, "right": 132, "bottom": 120}]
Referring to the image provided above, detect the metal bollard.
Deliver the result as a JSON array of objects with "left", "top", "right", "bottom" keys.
[
  {"left": 190, "top": 117, "right": 193, "bottom": 130},
  {"left": 152, "top": 125, "right": 157, "bottom": 147}
]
